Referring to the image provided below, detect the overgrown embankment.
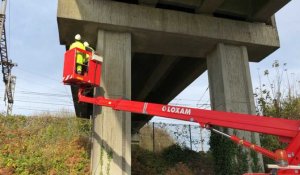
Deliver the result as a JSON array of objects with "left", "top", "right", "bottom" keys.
[
  {"left": 132, "top": 145, "right": 214, "bottom": 175},
  {"left": 0, "top": 114, "right": 91, "bottom": 175},
  {"left": 0, "top": 114, "right": 214, "bottom": 175}
]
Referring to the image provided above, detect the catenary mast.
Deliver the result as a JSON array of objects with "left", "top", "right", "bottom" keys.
[{"left": 0, "top": 0, "right": 16, "bottom": 116}]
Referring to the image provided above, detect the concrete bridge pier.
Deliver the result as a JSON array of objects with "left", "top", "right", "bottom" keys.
[
  {"left": 207, "top": 43, "right": 264, "bottom": 171},
  {"left": 92, "top": 30, "right": 131, "bottom": 175}
]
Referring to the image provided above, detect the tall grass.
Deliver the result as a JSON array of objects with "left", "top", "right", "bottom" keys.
[{"left": 0, "top": 114, "right": 91, "bottom": 175}]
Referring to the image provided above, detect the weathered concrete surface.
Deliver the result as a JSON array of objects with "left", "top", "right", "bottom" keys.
[
  {"left": 91, "top": 30, "right": 131, "bottom": 175},
  {"left": 207, "top": 43, "right": 264, "bottom": 171},
  {"left": 57, "top": 0, "right": 280, "bottom": 61},
  {"left": 196, "top": 0, "right": 224, "bottom": 14},
  {"left": 135, "top": 0, "right": 290, "bottom": 23},
  {"left": 251, "top": 0, "right": 290, "bottom": 23}
]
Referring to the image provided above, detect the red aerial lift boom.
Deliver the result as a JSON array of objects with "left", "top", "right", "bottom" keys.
[{"left": 63, "top": 48, "right": 300, "bottom": 175}]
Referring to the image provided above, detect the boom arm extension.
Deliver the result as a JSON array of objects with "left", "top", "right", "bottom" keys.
[
  {"left": 209, "top": 127, "right": 278, "bottom": 161},
  {"left": 78, "top": 88, "right": 300, "bottom": 139},
  {"left": 78, "top": 88, "right": 300, "bottom": 171}
]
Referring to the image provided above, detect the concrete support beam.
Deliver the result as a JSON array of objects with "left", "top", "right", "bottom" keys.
[
  {"left": 159, "top": 0, "right": 200, "bottom": 9},
  {"left": 207, "top": 43, "right": 264, "bottom": 171},
  {"left": 196, "top": 0, "right": 224, "bottom": 14},
  {"left": 252, "top": 0, "right": 290, "bottom": 23},
  {"left": 57, "top": 0, "right": 280, "bottom": 61},
  {"left": 213, "top": 0, "right": 251, "bottom": 17},
  {"left": 91, "top": 30, "right": 131, "bottom": 175},
  {"left": 138, "top": 0, "right": 158, "bottom": 7},
  {"left": 137, "top": 56, "right": 179, "bottom": 100}
]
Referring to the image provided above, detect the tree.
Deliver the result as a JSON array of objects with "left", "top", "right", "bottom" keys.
[{"left": 254, "top": 60, "right": 300, "bottom": 169}]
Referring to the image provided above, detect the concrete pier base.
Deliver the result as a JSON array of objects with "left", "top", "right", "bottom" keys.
[
  {"left": 91, "top": 30, "right": 131, "bottom": 175},
  {"left": 207, "top": 43, "right": 264, "bottom": 172}
]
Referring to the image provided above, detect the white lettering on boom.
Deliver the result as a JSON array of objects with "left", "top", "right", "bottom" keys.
[{"left": 161, "top": 106, "right": 191, "bottom": 115}]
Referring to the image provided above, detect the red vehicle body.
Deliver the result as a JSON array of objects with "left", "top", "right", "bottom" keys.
[{"left": 63, "top": 49, "right": 300, "bottom": 175}]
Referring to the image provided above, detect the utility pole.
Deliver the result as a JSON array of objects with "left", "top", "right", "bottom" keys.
[
  {"left": 189, "top": 124, "right": 192, "bottom": 150},
  {"left": 0, "top": 0, "right": 17, "bottom": 116},
  {"left": 200, "top": 127, "right": 204, "bottom": 152},
  {"left": 152, "top": 122, "right": 155, "bottom": 152}
]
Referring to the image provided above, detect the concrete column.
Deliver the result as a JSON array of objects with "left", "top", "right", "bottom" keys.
[
  {"left": 207, "top": 43, "right": 264, "bottom": 171},
  {"left": 91, "top": 30, "right": 131, "bottom": 175}
]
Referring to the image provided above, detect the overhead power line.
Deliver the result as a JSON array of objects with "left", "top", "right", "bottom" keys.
[
  {"left": 197, "top": 86, "right": 209, "bottom": 104},
  {"left": 0, "top": 89, "right": 70, "bottom": 97},
  {"left": 13, "top": 107, "right": 74, "bottom": 114},
  {"left": 16, "top": 67, "right": 61, "bottom": 82},
  {"left": 16, "top": 90, "right": 69, "bottom": 97},
  {"left": 13, "top": 99, "right": 73, "bottom": 106}
]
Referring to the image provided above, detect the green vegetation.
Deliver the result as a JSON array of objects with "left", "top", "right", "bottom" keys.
[
  {"left": 132, "top": 144, "right": 214, "bottom": 175},
  {"left": 210, "top": 60, "right": 300, "bottom": 174},
  {"left": 254, "top": 61, "right": 300, "bottom": 170},
  {"left": 209, "top": 128, "right": 250, "bottom": 175},
  {"left": 0, "top": 114, "right": 91, "bottom": 175},
  {"left": 0, "top": 114, "right": 214, "bottom": 175}
]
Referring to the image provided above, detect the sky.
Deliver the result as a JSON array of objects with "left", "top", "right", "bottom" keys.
[
  {"left": 0, "top": 0, "right": 69, "bottom": 115},
  {"left": 0, "top": 0, "right": 299, "bottom": 118}
]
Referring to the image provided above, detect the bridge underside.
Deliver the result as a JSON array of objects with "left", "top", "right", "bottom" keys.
[
  {"left": 70, "top": 53, "right": 206, "bottom": 132},
  {"left": 58, "top": 0, "right": 288, "bottom": 133}
]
